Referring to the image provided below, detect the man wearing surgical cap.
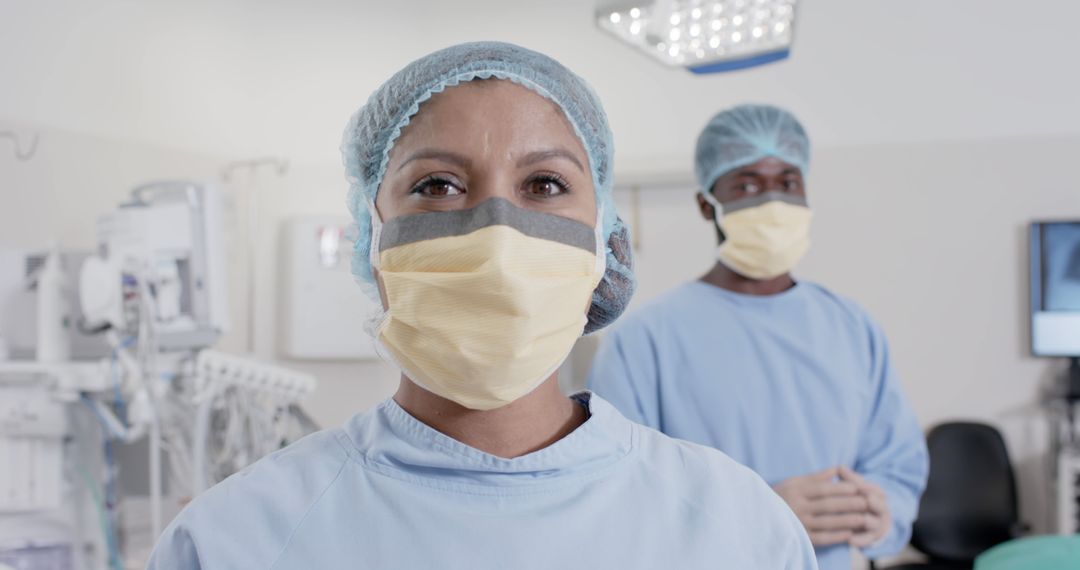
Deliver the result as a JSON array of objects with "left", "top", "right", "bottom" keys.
[
  {"left": 147, "top": 51, "right": 818, "bottom": 569},
  {"left": 590, "top": 104, "right": 928, "bottom": 570}
]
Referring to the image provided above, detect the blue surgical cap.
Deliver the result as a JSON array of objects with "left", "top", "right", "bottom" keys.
[
  {"left": 694, "top": 104, "right": 811, "bottom": 195},
  {"left": 341, "top": 41, "right": 634, "bottom": 333}
]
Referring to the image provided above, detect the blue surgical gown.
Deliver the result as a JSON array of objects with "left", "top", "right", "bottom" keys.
[
  {"left": 588, "top": 281, "right": 929, "bottom": 570},
  {"left": 147, "top": 393, "right": 818, "bottom": 569}
]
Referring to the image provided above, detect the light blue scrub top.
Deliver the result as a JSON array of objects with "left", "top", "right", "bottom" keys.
[
  {"left": 148, "top": 393, "right": 818, "bottom": 569},
  {"left": 588, "top": 281, "right": 929, "bottom": 570}
]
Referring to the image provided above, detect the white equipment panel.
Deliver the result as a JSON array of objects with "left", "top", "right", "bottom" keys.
[
  {"left": 0, "top": 387, "right": 65, "bottom": 512},
  {"left": 1058, "top": 449, "right": 1080, "bottom": 534},
  {"left": 280, "top": 217, "right": 378, "bottom": 360}
]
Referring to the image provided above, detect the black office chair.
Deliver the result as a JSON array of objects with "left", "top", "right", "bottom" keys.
[{"left": 879, "top": 422, "right": 1023, "bottom": 570}]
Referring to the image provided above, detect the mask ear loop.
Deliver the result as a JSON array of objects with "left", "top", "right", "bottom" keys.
[
  {"left": 579, "top": 202, "right": 608, "bottom": 338},
  {"left": 367, "top": 198, "right": 383, "bottom": 272},
  {"left": 700, "top": 190, "right": 727, "bottom": 244},
  {"left": 364, "top": 198, "right": 391, "bottom": 341},
  {"left": 592, "top": 202, "right": 607, "bottom": 282}
]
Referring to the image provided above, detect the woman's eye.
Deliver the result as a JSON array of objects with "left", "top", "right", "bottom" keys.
[
  {"left": 739, "top": 183, "right": 761, "bottom": 194},
  {"left": 524, "top": 176, "right": 570, "bottom": 197},
  {"left": 411, "top": 177, "right": 464, "bottom": 197},
  {"left": 426, "top": 182, "right": 462, "bottom": 196},
  {"left": 784, "top": 179, "right": 801, "bottom": 191}
]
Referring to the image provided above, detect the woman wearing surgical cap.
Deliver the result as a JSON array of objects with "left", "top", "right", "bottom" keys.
[{"left": 147, "top": 44, "right": 816, "bottom": 569}]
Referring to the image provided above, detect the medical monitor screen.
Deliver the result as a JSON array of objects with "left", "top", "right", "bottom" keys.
[{"left": 1031, "top": 221, "right": 1080, "bottom": 356}]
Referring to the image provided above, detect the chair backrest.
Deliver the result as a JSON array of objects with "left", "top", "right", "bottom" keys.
[{"left": 911, "top": 422, "right": 1020, "bottom": 562}]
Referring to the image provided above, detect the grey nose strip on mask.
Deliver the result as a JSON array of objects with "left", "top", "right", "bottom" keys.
[
  {"left": 721, "top": 191, "right": 808, "bottom": 215},
  {"left": 379, "top": 197, "right": 597, "bottom": 254}
]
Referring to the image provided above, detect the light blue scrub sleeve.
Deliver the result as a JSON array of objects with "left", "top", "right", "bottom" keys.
[
  {"left": 148, "top": 525, "right": 201, "bottom": 570},
  {"left": 855, "top": 318, "right": 930, "bottom": 559},
  {"left": 588, "top": 326, "right": 660, "bottom": 428},
  {"left": 784, "top": 501, "right": 822, "bottom": 570}
]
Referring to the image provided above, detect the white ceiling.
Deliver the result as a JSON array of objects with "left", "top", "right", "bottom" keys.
[{"left": 2, "top": 0, "right": 1078, "bottom": 170}]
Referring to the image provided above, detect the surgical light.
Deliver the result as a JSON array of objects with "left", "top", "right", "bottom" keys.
[{"left": 596, "top": 0, "right": 797, "bottom": 74}]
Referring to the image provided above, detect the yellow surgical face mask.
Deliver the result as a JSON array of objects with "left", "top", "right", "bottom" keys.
[
  {"left": 704, "top": 191, "right": 813, "bottom": 280},
  {"left": 369, "top": 198, "right": 605, "bottom": 411}
]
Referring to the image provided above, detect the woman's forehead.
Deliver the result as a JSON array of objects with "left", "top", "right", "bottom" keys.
[{"left": 389, "top": 80, "right": 587, "bottom": 160}]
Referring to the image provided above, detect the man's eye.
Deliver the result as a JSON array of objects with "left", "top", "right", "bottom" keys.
[{"left": 739, "top": 183, "right": 761, "bottom": 194}]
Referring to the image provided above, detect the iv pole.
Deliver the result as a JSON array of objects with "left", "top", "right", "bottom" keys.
[
  {"left": 1065, "top": 357, "right": 1080, "bottom": 434},
  {"left": 220, "top": 158, "right": 289, "bottom": 356}
]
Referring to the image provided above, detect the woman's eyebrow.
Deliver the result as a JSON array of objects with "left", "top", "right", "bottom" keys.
[
  {"left": 397, "top": 149, "right": 472, "bottom": 172},
  {"left": 517, "top": 148, "right": 585, "bottom": 173}
]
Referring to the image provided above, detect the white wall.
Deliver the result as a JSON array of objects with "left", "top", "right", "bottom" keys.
[
  {"left": 3, "top": 0, "right": 1079, "bottom": 166},
  {"left": 0, "top": 120, "right": 221, "bottom": 249}
]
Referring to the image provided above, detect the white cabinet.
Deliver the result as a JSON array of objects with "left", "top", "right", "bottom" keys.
[{"left": 279, "top": 217, "right": 379, "bottom": 360}]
